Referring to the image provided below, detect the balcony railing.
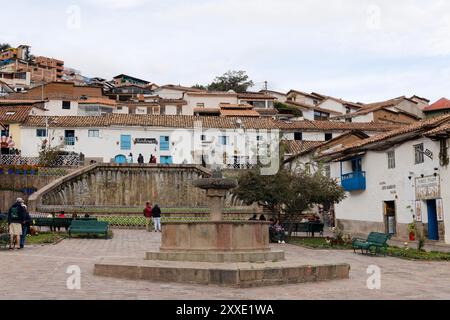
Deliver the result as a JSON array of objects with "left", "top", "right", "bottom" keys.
[
  {"left": 64, "top": 137, "right": 76, "bottom": 146},
  {"left": 341, "top": 171, "right": 366, "bottom": 191}
]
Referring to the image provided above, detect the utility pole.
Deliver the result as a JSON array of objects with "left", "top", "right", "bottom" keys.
[{"left": 264, "top": 81, "right": 268, "bottom": 91}]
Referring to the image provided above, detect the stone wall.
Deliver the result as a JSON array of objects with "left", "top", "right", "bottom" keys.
[
  {"left": 0, "top": 174, "right": 64, "bottom": 212},
  {"left": 29, "top": 164, "right": 247, "bottom": 212}
]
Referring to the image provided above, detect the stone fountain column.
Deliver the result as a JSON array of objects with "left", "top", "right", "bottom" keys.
[{"left": 206, "top": 188, "right": 227, "bottom": 222}]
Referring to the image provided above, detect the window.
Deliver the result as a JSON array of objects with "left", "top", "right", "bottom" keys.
[
  {"left": 196, "top": 103, "right": 205, "bottom": 108},
  {"left": 346, "top": 107, "right": 351, "bottom": 114},
  {"left": 323, "top": 165, "right": 331, "bottom": 178},
  {"left": 351, "top": 158, "right": 362, "bottom": 172},
  {"left": 387, "top": 151, "right": 395, "bottom": 169},
  {"left": 219, "top": 136, "right": 229, "bottom": 146},
  {"left": 325, "top": 133, "right": 333, "bottom": 141},
  {"left": 294, "top": 132, "right": 302, "bottom": 141},
  {"left": 36, "top": 129, "right": 47, "bottom": 137},
  {"left": 88, "top": 129, "right": 100, "bottom": 138},
  {"left": 201, "top": 134, "right": 206, "bottom": 141},
  {"left": 314, "top": 110, "right": 329, "bottom": 121},
  {"left": 64, "top": 130, "right": 75, "bottom": 146},
  {"left": 62, "top": 101, "right": 71, "bottom": 110},
  {"left": 120, "top": 135, "right": 132, "bottom": 150},
  {"left": 257, "top": 135, "right": 263, "bottom": 142},
  {"left": 176, "top": 106, "right": 182, "bottom": 115},
  {"left": 414, "top": 143, "right": 424, "bottom": 164},
  {"left": 160, "top": 136, "right": 170, "bottom": 150}
]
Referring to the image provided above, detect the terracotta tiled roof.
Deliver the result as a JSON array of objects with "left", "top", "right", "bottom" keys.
[
  {"left": 287, "top": 90, "right": 325, "bottom": 100},
  {"left": 322, "top": 114, "right": 450, "bottom": 158},
  {"left": 79, "top": 98, "right": 117, "bottom": 106},
  {"left": 285, "top": 101, "right": 342, "bottom": 115},
  {"left": 220, "top": 109, "right": 260, "bottom": 117},
  {"left": 273, "top": 119, "right": 399, "bottom": 132},
  {"left": 423, "top": 98, "right": 450, "bottom": 112},
  {"left": 0, "top": 99, "right": 43, "bottom": 104},
  {"left": 254, "top": 108, "right": 279, "bottom": 116},
  {"left": 186, "top": 91, "right": 237, "bottom": 97},
  {"left": 219, "top": 103, "right": 253, "bottom": 109},
  {"left": 159, "top": 84, "right": 204, "bottom": 92},
  {"left": 237, "top": 92, "right": 276, "bottom": 100},
  {"left": 22, "top": 114, "right": 280, "bottom": 130},
  {"left": 282, "top": 140, "right": 323, "bottom": 155},
  {"left": 193, "top": 108, "right": 220, "bottom": 114},
  {"left": 316, "top": 95, "right": 363, "bottom": 109},
  {"left": 0, "top": 105, "right": 36, "bottom": 123}
]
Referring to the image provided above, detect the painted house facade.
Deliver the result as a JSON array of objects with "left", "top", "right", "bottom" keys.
[{"left": 320, "top": 115, "right": 450, "bottom": 244}]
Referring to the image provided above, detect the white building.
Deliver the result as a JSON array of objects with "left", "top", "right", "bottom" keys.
[{"left": 319, "top": 115, "right": 450, "bottom": 244}]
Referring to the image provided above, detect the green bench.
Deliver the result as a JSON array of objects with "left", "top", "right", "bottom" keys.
[
  {"left": 68, "top": 220, "right": 109, "bottom": 239},
  {"left": 352, "top": 232, "right": 391, "bottom": 256},
  {"left": 33, "top": 218, "right": 72, "bottom": 231}
]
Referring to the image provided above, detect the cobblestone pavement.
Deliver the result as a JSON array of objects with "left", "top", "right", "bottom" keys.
[{"left": 1, "top": 229, "right": 450, "bottom": 300}]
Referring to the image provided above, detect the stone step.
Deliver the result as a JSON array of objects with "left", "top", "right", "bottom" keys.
[
  {"left": 145, "top": 250, "right": 285, "bottom": 263},
  {"left": 94, "top": 258, "right": 350, "bottom": 288}
]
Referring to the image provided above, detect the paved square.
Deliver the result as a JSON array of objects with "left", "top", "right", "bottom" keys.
[{"left": 1, "top": 229, "right": 449, "bottom": 300}]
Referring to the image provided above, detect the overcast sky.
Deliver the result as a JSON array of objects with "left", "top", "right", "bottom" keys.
[{"left": 2, "top": 0, "right": 450, "bottom": 103}]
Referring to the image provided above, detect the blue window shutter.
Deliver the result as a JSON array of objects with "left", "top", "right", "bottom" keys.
[
  {"left": 120, "top": 135, "right": 131, "bottom": 150},
  {"left": 160, "top": 136, "right": 170, "bottom": 151}
]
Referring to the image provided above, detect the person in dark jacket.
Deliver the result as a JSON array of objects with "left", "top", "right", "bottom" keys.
[
  {"left": 138, "top": 154, "right": 144, "bottom": 164},
  {"left": 152, "top": 204, "right": 161, "bottom": 232},
  {"left": 20, "top": 206, "right": 32, "bottom": 249},
  {"left": 8, "top": 198, "right": 26, "bottom": 250},
  {"left": 259, "top": 214, "right": 267, "bottom": 221},
  {"left": 248, "top": 214, "right": 257, "bottom": 221}
]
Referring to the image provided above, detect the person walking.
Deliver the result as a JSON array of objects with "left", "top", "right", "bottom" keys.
[
  {"left": 138, "top": 153, "right": 144, "bottom": 164},
  {"left": 7, "top": 198, "right": 26, "bottom": 250},
  {"left": 20, "top": 203, "right": 32, "bottom": 249},
  {"left": 152, "top": 204, "right": 162, "bottom": 232},
  {"left": 143, "top": 202, "right": 152, "bottom": 232},
  {"left": 128, "top": 153, "right": 133, "bottom": 163}
]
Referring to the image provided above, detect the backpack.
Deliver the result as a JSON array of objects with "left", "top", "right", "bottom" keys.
[{"left": 10, "top": 207, "right": 19, "bottom": 220}]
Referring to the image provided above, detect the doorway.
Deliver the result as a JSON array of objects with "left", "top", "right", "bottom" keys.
[
  {"left": 426, "top": 200, "right": 439, "bottom": 241},
  {"left": 384, "top": 201, "right": 396, "bottom": 235}
]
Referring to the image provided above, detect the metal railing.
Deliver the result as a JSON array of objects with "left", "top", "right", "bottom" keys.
[{"left": 0, "top": 155, "right": 81, "bottom": 167}]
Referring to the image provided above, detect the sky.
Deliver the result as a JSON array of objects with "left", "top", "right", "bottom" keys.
[{"left": 2, "top": 0, "right": 450, "bottom": 103}]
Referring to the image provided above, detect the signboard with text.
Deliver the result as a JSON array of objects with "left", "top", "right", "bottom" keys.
[
  {"left": 134, "top": 138, "right": 158, "bottom": 145},
  {"left": 415, "top": 175, "right": 440, "bottom": 200}
]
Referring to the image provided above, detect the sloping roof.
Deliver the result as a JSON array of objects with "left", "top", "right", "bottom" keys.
[
  {"left": 220, "top": 109, "right": 260, "bottom": 117},
  {"left": 423, "top": 98, "right": 450, "bottom": 112},
  {"left": 287, "top": 90, "right": 325, "bottom": 100},
  {"left": 159, "top": 85, "right": 204, "bottom": 92},
  {"left": 0, "top": 80, "right": 14, "bottom": 93},
  {"left": 321, "top": 114, "right": 450, "bottom": 159},
  {"left": 237, "top": 92, "right": 276, "bottom": 100},
  {"left": 282, "top": 140, "right": 323, "bottom": 155},
  {"left": 285, "top": 101, "right": 341, "bottom": 115},
  {"left": 112, "top": 74, "right": 150, "bottom": 84},
  {"left": 79, "top": 97, "right": 117, "bottom": 106},
  {"left": 21, "top": 114, "right": 280, "bottom": 130},
  {"left": 316, "top": 95, "right": 363, "bottom": 109},
  {"left": 0, "top": 105, "right": 36, "bottom": 123},
  {"left": 273, "top": 119, "right": 399, "bottom": 132}
]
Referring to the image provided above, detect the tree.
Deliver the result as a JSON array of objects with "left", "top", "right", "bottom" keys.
[
  {"left": 232, "top": 165, "right": 346, "bottom": 237},
  {"left": 208, "top": 70, "right": 254, "bottom": 93},
  {"left": 0, "top": 43, "right": 11, "bottom": 51},
  {"left": 274, "top": 101, "right": 303, "bottom": 117},
  {"left": 191, "top": 84, "right": 207, "bottom": 90}
]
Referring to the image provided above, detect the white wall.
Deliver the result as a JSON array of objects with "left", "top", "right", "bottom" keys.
[
  {"left": 45, "top": 100, "right": 79, "bottom": 116},
  {"left": 153, "top": 88, "right": 185, "bottom": 99},
  {"left": 184, "top": 93, "right": 238, "bottom": 115},
  {"left": 19, "top": 125, "right": 277, "bottom": 167},
  {"left": 317, "top": 99, "right": 345, "bottom": 114},
  {"left": 332, "top": 137, "right": 450, "bottom": 242}
]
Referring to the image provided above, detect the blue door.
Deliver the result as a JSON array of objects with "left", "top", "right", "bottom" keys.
[
  {"left": 160, "top": 156, "right": 173, "bottom": 164},
  {"left": 427, "top": 200, "right": 439, "bottom": 240},
  {"left": 114, "top": 154, "right": 127, "bottom": 164},
  {"left": 120, "top": 135, "right": 131, "bottom": 150}
]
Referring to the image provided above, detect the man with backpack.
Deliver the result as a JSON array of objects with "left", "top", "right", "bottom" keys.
[
  {"left": 152, "top": 204, "right": 162, "bottom": 232},
  {"left": 8, "top": 198, "right": 26, "bottom": 250},
  {"left": 143, "top": 202, "right": 152, "bottom": 232}
]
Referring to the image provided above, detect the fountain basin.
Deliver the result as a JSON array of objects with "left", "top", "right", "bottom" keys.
[{"left": 160, "top": 221, "right": 271, "bottom": 252}]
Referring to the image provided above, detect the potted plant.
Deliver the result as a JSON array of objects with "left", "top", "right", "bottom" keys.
[
  {"left": 7, "top": 165, "right": 14, "bottom": 174},
  {"left": 30, "top": 165, "right": 38, "bottom": 175},
  {"left": 408, "top": 222, "right": 416, "bottom": 241}
]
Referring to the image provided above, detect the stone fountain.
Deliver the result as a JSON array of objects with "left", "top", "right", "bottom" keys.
[{"left": 94, "top": 170, "right": 350, "bottom": 287}]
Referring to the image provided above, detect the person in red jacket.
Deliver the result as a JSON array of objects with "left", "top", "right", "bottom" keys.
[{"left": 143, "top": 202, "right": 152, "bottom": 232}]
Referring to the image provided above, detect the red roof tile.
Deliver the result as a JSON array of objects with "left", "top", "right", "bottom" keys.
[{"left": 423, "top": 98, "right": 450, "bottom": 112}]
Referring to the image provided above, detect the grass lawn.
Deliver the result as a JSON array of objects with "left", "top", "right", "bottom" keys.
[
  {"left": 289, "top": 237, "right": 450, "bottom": 261},
  {"left": 25, "top": 232, "right": 67, "bottom": 245},
  {"left": 289, "top": 237, "right": 353, "bottom": 250}
]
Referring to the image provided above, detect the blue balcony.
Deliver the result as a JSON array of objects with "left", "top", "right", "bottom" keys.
[{"left": 341, "top": 171, "right": 366, "bottom": 191}]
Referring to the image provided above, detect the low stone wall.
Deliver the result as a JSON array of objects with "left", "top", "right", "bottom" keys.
[
  {"left": 337, "top": 219, "right": 409, "bottom": 241},
  {"left": 0, "top": 173, "right": 72, "bottom": 212}
]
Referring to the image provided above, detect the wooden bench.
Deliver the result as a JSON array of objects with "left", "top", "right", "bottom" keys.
[
  {"left": 68, "top": 220, "right": 109, "bottom": 239},
  {"left": 352, "top": 232, "right": 391, "bottom": 256}
]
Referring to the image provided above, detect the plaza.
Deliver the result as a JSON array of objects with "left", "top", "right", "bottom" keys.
[{"left": 1, "top": 229, "right": 450, "bottom": 300}]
